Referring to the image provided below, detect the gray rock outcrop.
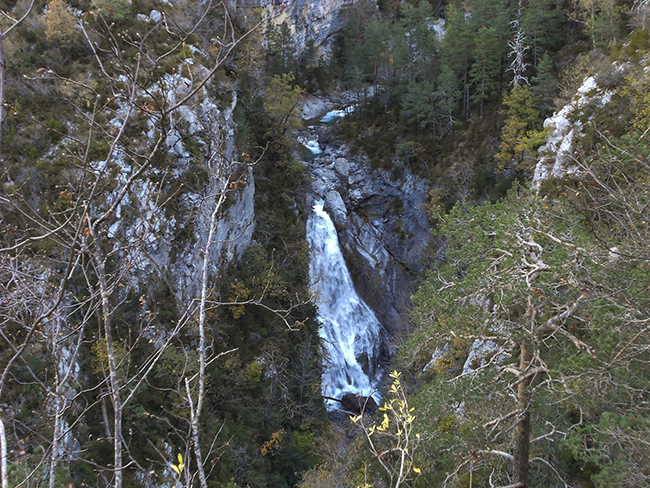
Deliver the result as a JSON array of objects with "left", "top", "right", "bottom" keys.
[
  {"left": 306, "top": 148, "right": 431, "bottom": 343},
  {"left": 533, "top": 76, "right": 613, "bottom": 190},
  {"left": 104, "top": 75, "right": 254, "bottom": 304},
  {"left": 235, "top": 0, "right": 377, "bottom": 54}
]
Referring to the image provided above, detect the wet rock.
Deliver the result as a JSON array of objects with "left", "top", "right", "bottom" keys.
[
  {"left": 311, "top": 178, "right": 330, "bottom": 199},
  {"left": 334, "top": 157, "right": 349, "bottom": 180},
  {"left": 324, "top": 190, "right": 347, "bottom": 229},
  {"left": 306, "top": 153, "right": 431, "bottom": 342},
  {"left": 301, "top": 95, "right": 334, "bottom": 120},
  {"left": 356, "top": 352, "right": 370, "bottom": 377},
  {"left": 340, "top": 393, "right": 378, "bottom": 415}
]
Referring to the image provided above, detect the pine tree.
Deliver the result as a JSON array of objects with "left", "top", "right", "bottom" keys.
[
  {"left": 470, "top": 26, "right": 501, "bottom": 120},
  {"left": 397, "top": 2, "right": 438, "bottom": 83},
  {"left": 442, "top": 3, "right": 474, "bottom": 116},
  {"left": 401, "top": 79, "right": 436, "bottom": 138},
  {"left": 0, "top": 0, "right": 36, "bottom": 148},
  {"left": 470, "top": 0, "right": 512, "bottom": 77},
  {"left": 408, "top": 175, "right": 650, "bottom": 486},
  {"left": 264, "top": 72, "right": 304, "bottom": 136},
  {"left": 572, "top": 0, "right": 621, "bottom": 48},
  {"left": 267, "top": 21, "right": 296, "bottom": 74},
  {"left": 495, "top": 84, "right": 540, "bottom": 170},
  {"left": 44, "top": 0, "right": 78, "bottom": 49},
  {"left": 532, "top": 52, "right": 558, "bottom": 118},
  {"left": 357, "top": 17, "right": 392, "bottom": 99},
  {"left": 333, "top": 10, "right": 360, "bottom": 72},
  {"left": 521, "top": 0, "right": 565, "bottom": 65},
  {"left": 434, "top": 63, "right": 460, "bottom": 137}
]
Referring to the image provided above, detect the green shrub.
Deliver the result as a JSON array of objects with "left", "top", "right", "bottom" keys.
[
  {"left": 87, "top": 140, "right": 110, "bottom": 160},
  {"left": 93, "top": 0, "right": 131, "bottom": 21},
  {"left": 46, "top": 117, "right": 68, "bottom": 142}
]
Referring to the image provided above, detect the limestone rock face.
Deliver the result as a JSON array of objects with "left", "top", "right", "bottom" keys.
[
  {"left": 532, "top": 76, "right": 613, "bottom": 190},
  {"left": 166, "top": 94, "right": 255, "bottom": 304},
  {"left": 324, "top": 190, "right": 348, "bottom": 229},
  {"left": 235, "top": 0, "right": 377, "bottom": 53},
  {"left": 301, "top": 95, "right": 335, "bottom": 120},
  {"left": 105, "top": 75, "right": 255, "bottom": 303},
  {"left": 306, "top": 147, "right": 432, "bottom": 343}
]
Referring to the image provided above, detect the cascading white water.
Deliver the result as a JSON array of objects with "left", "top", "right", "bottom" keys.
[{"left": 306, "top": 201, "right": 382, "bottom": 409}]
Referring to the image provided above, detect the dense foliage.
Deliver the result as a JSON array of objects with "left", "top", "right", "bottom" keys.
[
  {"left": 1, "top": 1, "right": 325, "bottom": 487},
  {"left": 326, "top": 0, "right": 564, "bottom": 189},
  {"left": 404, "top": 161, "right": 650, "bottom": 486},
  {"left": 299, "top": 1, "right": 650, "bottom": 488}
]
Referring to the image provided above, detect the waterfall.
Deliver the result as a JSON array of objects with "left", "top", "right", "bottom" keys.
[{"left": 306, "top": 201, "right": 382, "bottom": 408}]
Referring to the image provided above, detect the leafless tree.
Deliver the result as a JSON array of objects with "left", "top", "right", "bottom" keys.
[
  {"left": 0, "top": 2, "right": 281, "bottom": 487},
  {"left": 508, "top": 1, "right": 529, "bottom": 87}
]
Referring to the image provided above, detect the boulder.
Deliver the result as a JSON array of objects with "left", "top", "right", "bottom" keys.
[
  {"left": 334, "top": 157, "right": 350, "bottom": 180},
  {"left": 324, "top": 190, "right": 347, "bottom": 229},
  {"left": 301, "top": 95, "right": 334, "bottom": 120},
  {"left": 340, "top": 393, "right": 378, "bottom": 415}
]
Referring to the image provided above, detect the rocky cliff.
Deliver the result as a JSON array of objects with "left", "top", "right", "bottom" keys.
[
  {"left": 305, "top": 136, "right": 431, "bottom": 348},
  {"left": 102, "top": 76, "right": 254, "bottom": 304},
  {"left": 533, "top": 75, "right": 614, "bottom": 190},
  {"left": 235, "top": 0, "right": 376, "bottom": 53}
]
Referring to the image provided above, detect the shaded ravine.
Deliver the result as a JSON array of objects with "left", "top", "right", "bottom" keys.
[{"left": 306, "top": 201, "right": 382, "bottom": 409}]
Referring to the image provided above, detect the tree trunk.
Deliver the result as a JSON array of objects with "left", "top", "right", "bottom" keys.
[
  {"left": 186, "top": 379, "right": 208, "bottom": 488},
  {"left": 49, "top": 377, "right": 61, "bottom": 488},
  {"left": 103, "top": 287, "right": 123, "bottom": 488},
  {"left": 462, "top": 69, "right": 468, "bottom": 117},
  {"left": 1, "top": 417, "right": 7, "bottom": 488},
  {"left": 373, "top": 62, "right": 378, "bottom": 103},
  {"left": 91, "top": 229, "right": 123, "bottom": 488},
  {"left": 0, "top": 35, "right": 6, "bottom": 150},
  {"left": 512, "top": 339, "right": 532, "bottom": 487},
  {"left": 100, "top": 389, "right": 112, "bottom": 439},
  {"left": 188, "top": 167, "right": 230, "bottom": 488},
  {"left": 49, "top": 319, "right": 63, "bottom": 488}
]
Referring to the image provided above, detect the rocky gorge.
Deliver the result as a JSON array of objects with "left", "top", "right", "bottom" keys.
[
  {"left": 3, "top": 0, "right": 649, "bottom": 485},
  {"left": 303, "top": 119, "right": 432, "bottom": 344}
]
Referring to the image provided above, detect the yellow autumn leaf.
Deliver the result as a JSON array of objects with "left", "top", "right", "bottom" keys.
[
  {"left": 379, "top": 413, "right": 390, "bottom": 431},
  {"left": 171, "top": 453, "right": 184, "bottom": 475}
]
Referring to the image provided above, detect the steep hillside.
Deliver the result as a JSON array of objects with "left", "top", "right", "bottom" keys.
[
  {"left": 1, "top": 0, "right": 650, "bottom": 487},
  {"left": 1, "top": 1, "right": 326, "bottom": 487},
  {"left": 299, "top": 4, "right": 650, "bottom": 488}
]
